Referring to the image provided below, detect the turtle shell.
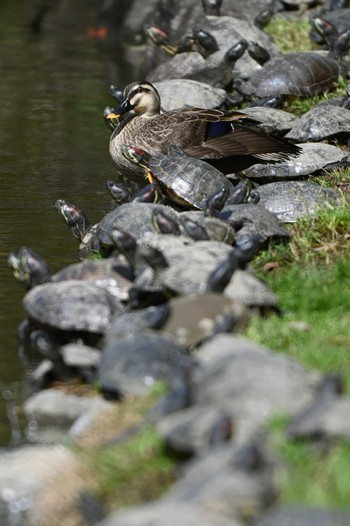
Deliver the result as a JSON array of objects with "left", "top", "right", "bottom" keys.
[
  {"left": 23, "top": 280, "right": 121, "bottom": 334},
  {"left": 239, "top": 52, "right": 345, "bottom": 97},
  {"left": 148, "top": 145, "right": 233, "bottom": 209},
  {"left": 285, "top": 105, "right": 350, "bottom": 142},
  {"left": 153, "top": 79, "right": 227, "bottom": 110},
  {"left": 242, "top": 143, "right": 349, "bottom": 181},
  {"left": 258, "top": 181, "right": 344, "bottom": 223}
]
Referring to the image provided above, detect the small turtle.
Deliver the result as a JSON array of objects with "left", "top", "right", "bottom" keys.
[
  {"left": 23, "top": 280, "right": 123, "bottom": 336},
  {"left": 8, "top": 246, "right": 133, "bottom": 299},
  {"left": 55, "top": 199, "right": 98, "bottom": 259},
  {"left": 121, "top": 144, "right": 250, "bottom": 210},
  {"left": 93, "top": 202, "right": 182, "bottom": 256},
  {"left": 131, "top": 236, "right": 242, "bottom": 304},
  {"left": 183, "top": 40, "right": 248, "bottom": 89},
  {"left": 219, "top": 203, "right": 290, "bottom": 246},
  {"left": 285, "top": 104, "right": 350, "bottom": 142},
  {"left": 242, "top": 142, "right": 350, "bottom": 181},
  {"left": 193, "top": 15, "right": 280, "bottom": 80},
  {"left": 224, "top": 269, "right": 280, "bottom": 316},
  {"left": 238, "top": 51, "right": 347, "bottom": 98},
  {"left": 160, "top": 292, "right": 250, "bottom": 347},
  {"left": 238, "top": 106, "right": 297, "bottom": 137},
  {"left": 8, "top": 247, "right": 50, "bottom": 290},
  {"left": 257, "top": 181, "right": 344, "bottom": 223}
]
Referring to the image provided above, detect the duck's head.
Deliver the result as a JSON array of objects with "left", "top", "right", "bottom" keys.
[{"left": 108, "top": 81, "right": 161, "bottom": 119}]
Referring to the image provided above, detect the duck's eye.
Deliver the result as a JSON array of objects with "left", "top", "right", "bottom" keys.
[{"left": 137, "top": 87, "right": 144, "bottom": 93}]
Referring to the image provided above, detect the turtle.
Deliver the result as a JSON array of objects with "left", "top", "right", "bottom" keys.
[
  {"left": 191, "top": 15, "right": 280, "bottom": 80},
  {"left": 237, "top": 106, "right": 297, "bottom": 137},
  {"left": 8, "top": 246, "right": 51, "bottom": 290},
  {"left": 121, "top": 144, "right": 251, "bottom": 210},
  {"left": 130, "top": 236, "right": 244, "bottom": 307},
  {"left": 160, "top": 292, "right": 250, "bottom": 347},
  {"left": 23, "top": 280, "right": 124, "bottom": 337},
  {"left": 237, "top": 51, "right": 347, "bottom": 99},
  {"left": 242, "top": 142, "right": 350, "bottom": 181},
  {"left": 8, "top": 246, "right": 133, "bottom": 299},
  {"left": 219, "top": 203, "right": 291, "bottom": 246},
  {"left": 103, "top": 303, "right": 170, "bottom": 346},
  {"left": 183, "top": 40, "right": 249, "bottom": 90},
  {"left": 153, "top": 78, "right": 229, "bottom": 110},
  {"left": 55, "top": 199, "right": 98, "bottom": 259},
  {"left": 257, "top": 181, "right": 344, "bottom": 223},
  {"left": 284, "top": 104, "right": 350, "bottom": 142},
  {"left": 224, "top": 268, "right": 280, "bottom": 316}
]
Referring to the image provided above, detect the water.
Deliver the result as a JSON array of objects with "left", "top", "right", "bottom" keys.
[{"left": 0, "top": 0, "right": 136, "bottom": 445}]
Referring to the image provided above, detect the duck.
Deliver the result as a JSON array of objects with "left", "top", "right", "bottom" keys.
[{"left": 107, "top": 80, "right": 301, "bottom": 183}]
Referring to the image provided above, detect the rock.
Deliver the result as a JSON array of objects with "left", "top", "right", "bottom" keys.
[
  {"left": 0, "top": 445, "right": 80, "bottom": 525},
  {"left": 166, "top": 442, "right": 278, "bottom": 520},
  {"left": 98, "top": 332, "right": 194, "bottom": 397},
  {"left": 24, "top": 389, "right": 111, "bottom": 443},
  {"left": 194, "top": 334, "right": 319, "bottom": 442},
  {"left": 156, "top": 406, "right": 233, "bottom": 455}
]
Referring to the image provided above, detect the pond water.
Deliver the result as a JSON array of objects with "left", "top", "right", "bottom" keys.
[{"left": 0, "top": 0, "right": 137, "bottom": 445}]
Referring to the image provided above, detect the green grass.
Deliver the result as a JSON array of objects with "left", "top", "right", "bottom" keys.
[
  {"left": 265, "top": 18, "right": 314, "bottom": 53},
  {"left": 245, "top": 254, "right": 350, "bottom": 379},
  {"left": 75, "top": 383, "right": 178, "bottom": 511},
  {"left": 84, "top": 425, "right": 177, "bottom": 509}
]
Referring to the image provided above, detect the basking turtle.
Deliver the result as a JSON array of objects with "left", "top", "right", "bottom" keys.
[
  {"left": 8, "top": 247, "right": 50, "bottom": 290},
  {"left": 257, "top": 181, "right": 344, "bottom": 223},
  {"left": 55, "top": 199, "right": 98, "bottom": 259},
  {"left": 131, "top": 236, "right": 243, "bottom": 305},
  {"left": 153, "top": 78, "right": 229, "bottom": 110},
  {"left": 242, "top": 142, "right": 349, "bottom": 181},
  {"left": 238, "top": 106, "right": 297, "bottom": 137},
  {"left": 285, "top": 104, "right": 350, "bottom": 142},
  {"left": 183, "top": 39, "right": 248, "bottom": 89},
  {"left": 8, "top": 246, "right": 133, "bottom": 300},
  {"left": 238, "top": 52, "right": 347, "bottom": 98},
  {"left": 23, "top": 280, "right": 123, "bottom": 336},
  {"left": 121, "top": 144, "right": 250, "bottom": 210}
]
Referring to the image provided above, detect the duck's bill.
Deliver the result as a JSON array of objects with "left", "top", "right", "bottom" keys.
[{"left": 107, "top": 98, "right": 133, "bottom": 118}]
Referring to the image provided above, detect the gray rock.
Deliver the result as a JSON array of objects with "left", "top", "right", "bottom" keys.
[
  {"left": 24, "top": 389, "right": 111, "bottom": 442},
  {"left": 224, "top": 269, "right": 279, "bottom": 311},
  {"left": 60, "top": 343, "right": 101, "bottom": 369},
  {"left": 0, "top": 445, "right": 77, "bottom": 525},
  {"left": 166, "top": 442, "right": 278, "bottom": 520},
  {"left": 157, "top": 406, "right": 232, "bottom": 455},
  {"left": 288, "top": 395, "right": 350, "bottom": 441},
  {"left": 194, "top": 334, "right": 319, "bottom": 442},
  {"left": 98, "top": 332, "right": 193, "bottom": 397}
]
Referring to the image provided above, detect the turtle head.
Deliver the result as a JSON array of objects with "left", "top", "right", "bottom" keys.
[
  {"left": 54, "top": 199, "right": 90, "bottom": 241},
  {"left": 121, "top": 145, "right": 151, "bottom": 168},
  {"left": 8, "top": 246, "right": 50, "bottom": 290},
  {"left": 145, "top": 25, "right": 177, "bottom": 56},
  {"left": 107, "top": 81, "right": 161, "bottom": 118}
]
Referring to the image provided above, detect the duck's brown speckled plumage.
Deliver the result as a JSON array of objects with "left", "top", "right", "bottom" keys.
[{"left": 108, "top": 81, "right": 300, "bottom": 183}]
